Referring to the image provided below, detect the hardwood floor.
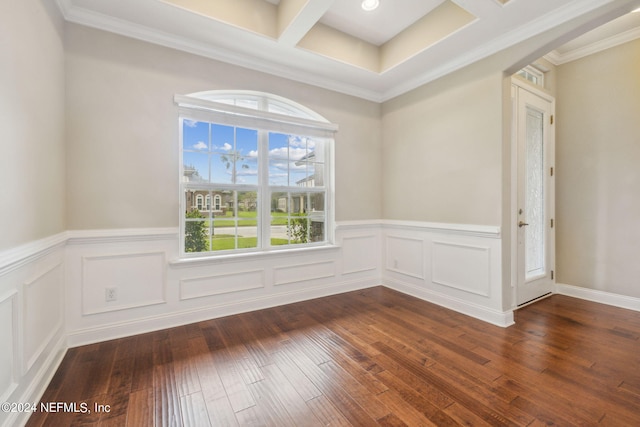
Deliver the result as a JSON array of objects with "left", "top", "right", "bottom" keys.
[{"left": 27, "top": 287, "right": 640, "bottom": 426}]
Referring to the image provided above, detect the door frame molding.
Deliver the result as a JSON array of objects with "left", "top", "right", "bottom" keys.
[{"left": 510, "top": 79, "right": 556, "bottom": 308}]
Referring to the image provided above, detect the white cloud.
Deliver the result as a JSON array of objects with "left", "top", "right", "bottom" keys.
[
  {"left": 184, "top": 119, "right": 198, "bottom": 128},
  {"left": 213, "top": 142, "right": 233, "bottom": 151},
  {"left": 288, "top": 136, "right": 316, "bottom": 149},
  {"left": 270, "top": 161, "right": 306, "bottom": 172},
  {"left": 193, "top": 141, "right": 207, "bottom": 150},
  {"left": 268, "top": 147, "right": 309, "bottom": 160}
]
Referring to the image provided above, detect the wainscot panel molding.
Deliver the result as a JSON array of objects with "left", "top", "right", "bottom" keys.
[
  {"left": 81, "top": 252, "right": 167, "bottom": 315},
  {"left": 340, "top": 235, "right": 379, "bottom": 275},
  {"left": 0, "top": 290, "right": 18, "bottom": 403},
  {"left": 556, "top": 283, "right": 640, "bottom": 312},
  {"left": 432, "top": 241, "right": 491, "bottom": 297},
  {"left": 274, "top": 260, "right": 336, "bottom": 286},
  {"left": 23, "top": 263, "right": 64, "bottom": 372},
  {"left": 65, "top": 224, "right": 382, "bottom": 347},
  {"left": 381, "top": 220, "right": 512, "bottom": 327},
  {"left": 179, "top": 269, "right": 265, "bottom": 300},
  {"left": 385, "top": 235, "right": 425, "bottom": 279},
  {"left": 0, "top": 239, "right": 67, "bottom": 427}
]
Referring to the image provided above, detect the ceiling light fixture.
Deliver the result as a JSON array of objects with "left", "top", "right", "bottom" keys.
[{"left": 361, "top": 0, "right": 379, "bottom": 12}]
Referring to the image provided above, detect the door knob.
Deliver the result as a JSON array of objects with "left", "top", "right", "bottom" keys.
[{"left": 518, "top": 221, "right": 529, "bottom": 228}]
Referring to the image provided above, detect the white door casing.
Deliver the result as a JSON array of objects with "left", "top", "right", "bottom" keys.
[{"left": 512, "top": 82, "right": 556, "bottom": 306}]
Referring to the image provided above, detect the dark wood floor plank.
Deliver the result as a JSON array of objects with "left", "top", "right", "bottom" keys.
[
  {"left": 373, "top": 369, "right": 458, "bottom": 426},
  {"left": 259, "top": 363, "right": 324, "bottom": 425},
  {"left": 187, "top": 336, "right": 238, "bottom": 427},
  {"left": 27, "top": 288, "right": 640, "bottom": 426},
  {"left": 200, "top": 323, "right": 256, "bottom": 413},
  {"left": 372, "top": 341, "right": 521, "bottom": 427},
  {"left": 305, "top": 395, "right": 352, "bottom": 426},
  {"left": 153, "top": 362, "right": 183, "bottom": 427},
  {"left": 270, "top": 350, "right": 323, "bottom": 402},
  {"left": 126, "top": 388, "right": 154, "bottom": 427},
  {"left": 169, "top": 328, "right": 201, "bottom": 398},
  {"left": 317, "top": 361, "right": 391, "bottom": 420},
  {"left": 372, "top": 351, "right": 454, "bottom": 409},
  {"left": 374, "top": 388, "right": 439, "bottom": 427},
  {"left": 277, "top": 338, "right": 380, "bottom": 426},
  {"left": 131, "top": 333, "right": 155, "bottom": 393},
  {"left": 246, "top": 377, "right": 300, "bottom": 427}
]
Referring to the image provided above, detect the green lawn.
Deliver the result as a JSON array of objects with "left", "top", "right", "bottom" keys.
[
  {"left": 208, "top": 211, "right": 289, "bottom": 227},
  {"left": 210, "top": 235, "right": 289, "bottom": 251}
]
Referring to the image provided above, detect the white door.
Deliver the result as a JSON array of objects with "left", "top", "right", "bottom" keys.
[{"left": 514, "top": 85, "right": 555, "bottom": 306}]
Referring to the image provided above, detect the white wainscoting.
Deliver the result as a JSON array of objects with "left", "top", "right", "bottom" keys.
[
  {"left": 180, "top": 269, "right": 265, "bottom": 300},
  {"left": 7, "top": 222, "right": 640, "bottom": 427},
  {"left": 431, "top": 241, "right": 491, "bottom": 297},
  {"left": 381, "top": 220, "right": 513, "bottom": 327},
  {"left": 81, "top": 251, "right": 166, "bottom": 315},
  {"left": 274, "top": 260, "right": 336, "bottom": 286},
  {"left": 0, "top": 234, "right": 67, "bottom": 427},
  {"left": 23, "top": 262, "right": 64, "bottom": 372},
  {"left": 65, "top": 223, "right": 382, "bottom": 347},
  {"left": 0, "top": 290, "right": 17, "bottom": 403}
]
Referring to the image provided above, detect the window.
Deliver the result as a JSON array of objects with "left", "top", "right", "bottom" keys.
[
  {"left": 516, "top": 65, "right": 545, "bottom": 88},
  {"left": 177, "top": 91, "right": 337, "bottom": 256}
]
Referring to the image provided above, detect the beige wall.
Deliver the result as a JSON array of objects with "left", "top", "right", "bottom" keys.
[
  {"left": 0, "top": 0, "right": 66, "bottom": 251},
  {"left": 556, "top": 38, "right": 640, "bottom": 298},
  {"left": 65, "top": 24, "right": 382, "bottom": 229},
  {"left": 381, "top": 71, "right": 504, "bottom": 225}
]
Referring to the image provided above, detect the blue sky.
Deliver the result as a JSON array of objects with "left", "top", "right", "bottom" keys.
[{"left": 183, "top": 120, "right": 321, "bottom": 186}]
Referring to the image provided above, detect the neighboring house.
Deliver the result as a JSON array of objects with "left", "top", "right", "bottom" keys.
[{"left": 183, "top": 165, "right": 230, "bottom": 215}]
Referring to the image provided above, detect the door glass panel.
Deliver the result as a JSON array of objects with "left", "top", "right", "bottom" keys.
[{"left": 525, "top": 107, "right": 545, "bottom": 278}]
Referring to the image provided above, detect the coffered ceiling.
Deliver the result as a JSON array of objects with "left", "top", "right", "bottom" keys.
[{"left": 56, "top": 0, "right": 640, "bottom": 102}]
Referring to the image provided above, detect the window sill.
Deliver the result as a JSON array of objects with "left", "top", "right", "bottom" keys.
[{"left": 169, "top": 244, "right": 341, "bottom": 268}]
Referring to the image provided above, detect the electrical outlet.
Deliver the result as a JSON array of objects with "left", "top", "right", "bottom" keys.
[
  {"left": 105, "top": 287, "right": 117, "bottom": 302},
  {"left": 393, "top": 259, "right": 398, "bottom": 268}
]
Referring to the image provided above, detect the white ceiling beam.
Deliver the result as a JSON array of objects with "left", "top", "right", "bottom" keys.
[
  {"left": 451, "top": 0, "right": 503, "bottom": 19},
  {"left": 278, "top": 0, "right": 335, "bottom": 47}
]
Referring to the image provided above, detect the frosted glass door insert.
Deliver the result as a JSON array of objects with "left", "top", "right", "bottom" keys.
[{"left": 525, "top": 107, "right": 545, "bottom": 279}]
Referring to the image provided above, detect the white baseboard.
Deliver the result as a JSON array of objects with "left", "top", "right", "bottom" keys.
[
  {"left": 556, "top": 283, "right": 640, "bottom": 312},
  {"left": 67, "top": 277, "right": 379, "bottom": 347},
  {"left": 383, "top": 277, "right": 514, "bottom": 328}
]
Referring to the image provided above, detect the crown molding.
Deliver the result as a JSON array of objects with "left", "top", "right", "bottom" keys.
[
  {"left": 56, "top": 0, "right": 384, "bottom": 102},
  {"left": 55, "top": 0, "right": 627, "bottom": 103},
  {"left": 545, "top": 24, "right": 640, "bottom": 65},
  {"left": 382, "top": 0, "right": 615, "bottom": 100}
]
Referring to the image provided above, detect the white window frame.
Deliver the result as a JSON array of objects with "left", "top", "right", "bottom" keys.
[
  {"left": 176, "top": 91, "right": 337, "bottom": 258},
  {"left": 516, "top": 65, "right": 545, "bottom": 88}
]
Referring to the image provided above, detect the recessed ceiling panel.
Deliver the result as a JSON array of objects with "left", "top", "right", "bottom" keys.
[
  {"left": 319, "top": 0, "right": 446, "bottom": 46},
  {"left": 381, "top": 0, "right": 476, "bottom": 71},
  {"left": 163, "top": 0, "right": 278, "bottom": 38},
  {"left": 297, "top": 23, "right": 380, "bottom": 72}
]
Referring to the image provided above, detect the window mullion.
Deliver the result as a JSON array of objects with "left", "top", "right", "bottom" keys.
[{"left": 258, "top": 129, "right": 270, "bottom": 249}]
